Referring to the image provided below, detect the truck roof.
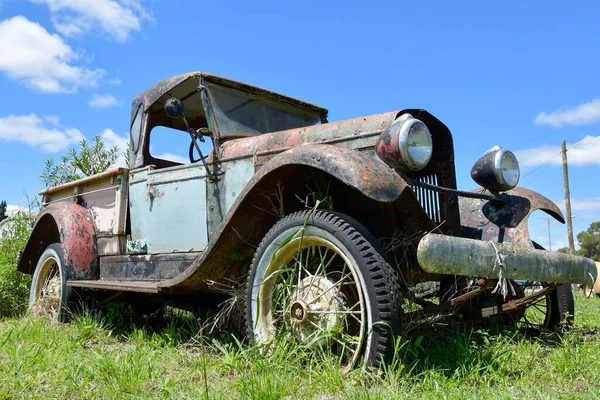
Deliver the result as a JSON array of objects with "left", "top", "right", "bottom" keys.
[{"left": 131, "top": 72, "right": 328, "bottom": 122}]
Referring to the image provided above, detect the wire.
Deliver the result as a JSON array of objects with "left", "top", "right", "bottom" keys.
[
  {"left": 522, "top": 139, "right": 589, "bottom": 183},
  {"left": 520, "top": 150, "right": 562, "bottom": 182}
]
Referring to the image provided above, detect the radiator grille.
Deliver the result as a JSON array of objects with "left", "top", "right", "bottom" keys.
[{"left": 410, "top": 174, "right": 442, "bottom": 224}]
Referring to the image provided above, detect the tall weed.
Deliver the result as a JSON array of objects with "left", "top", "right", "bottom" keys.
[{"left": 0, "top": 210, "right": 34, "bottom": 318}]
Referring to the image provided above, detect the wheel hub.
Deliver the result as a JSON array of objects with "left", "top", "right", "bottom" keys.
[
  {"left": 289, "top": 275, "right": 346, "bottom": 343},
  {"left": 290, "top": 300, "right": 308, "bottom": 323}
]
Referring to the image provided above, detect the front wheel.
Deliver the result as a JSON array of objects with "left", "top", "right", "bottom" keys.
[
  {"left": 520, "top": 242, "right": 575, "bottom": 331},
  {"left": 246, "top": 210, "right": 401, "bottom": 368},
  {"left": 29, "top": 244, "right": 73, "bottom": 322},
  {"left": 512, "top": 281, "right": 574, "bottom": 332}
]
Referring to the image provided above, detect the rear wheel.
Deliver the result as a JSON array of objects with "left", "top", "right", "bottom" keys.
[
  {"left": 246, "top": 210, "right": 401, "bottom": 368},
  {"left": 29, "top": 244, "right": 73, "bottom": 322}
]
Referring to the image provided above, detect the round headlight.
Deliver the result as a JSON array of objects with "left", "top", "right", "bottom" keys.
[
  {"left": 376, "top": 114, "right": 433, "bottom": 172},
  {"left": 471, "top": 146, "right": 520, "bottom": 192},
  {"left": 496, "top": 149, "right": 520, "bottom": 189},
  {"left": 399, "top": 119, "right": 433, "bottom": 171}
]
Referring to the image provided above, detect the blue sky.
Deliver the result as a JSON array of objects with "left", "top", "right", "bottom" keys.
[{"left": 0, "top": 0, "right": 599, "bottom": 249}]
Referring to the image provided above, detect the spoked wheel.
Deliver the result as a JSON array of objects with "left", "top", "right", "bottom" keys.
[
  {"left": 246, "top": 210, "right": 401, "bottom": 368},
  {"left": 475, "top": 280, "right": 573, "bottom": 333},
  {"left": 29, "top": 244, "right": 72, "bottom": 322},
  {"left": 515, "top": 281, "right": 574, "bottom": 333},
  {"left": 514, "top": 280, "right": 550, "bottom": 332}
]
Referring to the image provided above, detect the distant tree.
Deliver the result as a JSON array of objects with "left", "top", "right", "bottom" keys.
[
  {"left": 557, "top": 247, "right": 569, "bottom": 254},
  {"left": 41, "top": 134, "right": 119, "bottom": 187},
  {"left": 0, "top": 201, "right": 6, "bottom": 221},
  {"left": 576, "top": 221, "right": 600, "bottom": 261}
]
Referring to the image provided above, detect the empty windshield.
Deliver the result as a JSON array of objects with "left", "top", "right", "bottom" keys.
[{"left": 205, "top": 82, "right": 322, "bottom": 137}]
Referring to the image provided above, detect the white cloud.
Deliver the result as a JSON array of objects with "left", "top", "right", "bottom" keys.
[
  {"left": 155, "top": 152, "right": 189, "bottom": 165},
  {"left": 534, "top": 98, "right": 600, "bottom": 128},
  {"left": 0, "top": 113, "right": 85, "bottom": 152},
  {"left": 7, "top": 205, "right": 27, "bottom": 216},
  {"left": 89, "top": 93, "right": 120, "bottom": 108},
  {"left": 0, "top": 16, "right": 104, "bottom": 93},
  {"left": 100, "top": 128, "right": 129, "bottom": 167},
  {"left": 515, "top": 135, "right": 600, "bottom": 168},
  {"left": 44, "top": 115, "right": 61, "bottom": 126},
  {"left": 108, "top": 78, "right": 122, "bottom": 85},
  {"left": 554, "top": 198, "right": 600, "bottom": 212},
  {"left": 101, "top": 128, "right": 128, "bottom": 151},
  {"left": 31, "top": 0, "right": 152, "bottom": 42}
]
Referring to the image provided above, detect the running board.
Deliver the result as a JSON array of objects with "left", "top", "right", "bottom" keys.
[{"left": 67, "top": 280, "right": 159, "bottom": 293}]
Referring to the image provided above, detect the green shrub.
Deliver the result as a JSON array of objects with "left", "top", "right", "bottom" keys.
[{"left": 0, "top": 210, "right": 33, "bottom": 318}]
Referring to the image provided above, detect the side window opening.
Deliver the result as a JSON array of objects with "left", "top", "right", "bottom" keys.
[{"left": 149, "top": 125, "right": 214, "bottom": 167}]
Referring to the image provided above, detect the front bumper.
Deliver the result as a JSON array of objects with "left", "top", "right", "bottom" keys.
[{"left": 417, "top": 233, "right": 597, "bottom": 286}]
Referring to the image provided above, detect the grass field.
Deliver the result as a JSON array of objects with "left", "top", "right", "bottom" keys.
[{"left": 1, "top": 292, "right": 600, "bottom": 399}]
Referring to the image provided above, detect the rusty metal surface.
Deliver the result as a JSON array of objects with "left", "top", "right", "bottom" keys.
[
  {"left": 131, "top": 72, "right": 201, "bottom": 120},
  {"left": 100, "top": 253, "right": 200, "bottom": 281},
  {"left": 417, "top": 233, "right": 597, "bottom": 286},
  {"left": 157, "top": 144, "right": 435, "bottom": 292},
  {"left": 67, "top": 280, "right": 159, "bottom": 293},
  {"left": 459, "top": 186, "right": 565, "bottom": 248},
  {"left": 393, "top": 109, "right": 460, "bottom": 236},
  {"left": 151, "top": 108, "right": 456, "bottom": 291},
  {"left": 480, "top": 284, "right": 558, "bottom": 317},
  {"left": 218, "top": 111, "right": 398, "bottom": 162},
  {"left": 131, "top": 72, "right": 328, "bottom": 123},
  {"left": 18, "top": 202, "right": 98, "bottom": 279}
]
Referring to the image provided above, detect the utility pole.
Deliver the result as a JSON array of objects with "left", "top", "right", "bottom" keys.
[{"left": 562, "top": 140, "right": 575, "bottom": 255}]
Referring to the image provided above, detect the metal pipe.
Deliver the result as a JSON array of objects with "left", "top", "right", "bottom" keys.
[
  {"left": 407, "top": 178, "right": 504, "bottom": 203},
  {"left": 417, "top": 233, "right": 597, "bottom": 286}
]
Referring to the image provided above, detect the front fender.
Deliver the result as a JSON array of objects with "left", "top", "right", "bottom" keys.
[
  {"left": 158, "top": 144, "right": 433, "bottom": 292},
  {"left": 253, "top": 144, "right": 410, "bottom": 202},
  {"left": 18, "top": 202, "right": 98, "bottom": 279},
  {"left": 459, "top": 187, "right": 565, "bottom": 248}
]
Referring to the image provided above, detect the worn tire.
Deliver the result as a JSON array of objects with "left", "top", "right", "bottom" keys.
[
  {"left": 246, "top": 210, "right": 402, "bottom": 368},
  {"left": 547, "top": 283, "right": 574, "bottom": 328},
  {"left": 29, "top": 243, "right": 73, "bottom": 322},
  {"left": 527, "top": 242, "right": 574, "bottom": 330}
]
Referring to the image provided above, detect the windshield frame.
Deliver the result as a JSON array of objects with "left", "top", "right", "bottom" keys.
[{"left": 200, "top": 75, "right": 328, "bottom": 140}]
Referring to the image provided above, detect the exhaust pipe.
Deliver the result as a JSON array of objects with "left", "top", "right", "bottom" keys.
[{"left": 417, "top": 233, "right": 597, "bottom": 286}]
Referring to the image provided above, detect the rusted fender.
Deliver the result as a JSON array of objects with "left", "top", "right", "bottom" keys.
[
  {"left": 459, "top": 187, "right": 565, "bottom": 248},
  {"left": 250, "top": 144, "right": 409, "bottom": 202},
  {"left": 158, "top": 144, "right": 424, "bottom": 292},
  {"left": 18, "top": 202, "right": 98, "bottom": 279}
]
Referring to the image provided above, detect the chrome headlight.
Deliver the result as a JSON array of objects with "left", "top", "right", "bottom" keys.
[
  {"left": 376, "top": 114, "right": 433, "bottom": 171},
  {"left": 471, "top": 146, "right": 520, "bottom": 192}
]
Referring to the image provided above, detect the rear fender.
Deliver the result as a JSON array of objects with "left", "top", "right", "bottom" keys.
[
  {"left": 17, "top": 202, "right": 98, "bottom": 279},
  {"left": 459, "top": 187, "right": 564, "bottom": 248}
]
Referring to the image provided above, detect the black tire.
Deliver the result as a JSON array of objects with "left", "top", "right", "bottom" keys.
[
  {"left": 548, "top": 283, "right": 574, "bottom": 328},
  {"left": 246, "top": 210, "right": 402, "bottom": 368},
  {"left": 519, "top": 241, "right": 574, "bottom": 331},
  {"left": 29, "top": 243, "right": 74, "bottom": 322}
]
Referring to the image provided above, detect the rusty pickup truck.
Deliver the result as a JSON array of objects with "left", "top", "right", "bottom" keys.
[{"left": 19, "top": 72, "right": 597, "bottom": 368}]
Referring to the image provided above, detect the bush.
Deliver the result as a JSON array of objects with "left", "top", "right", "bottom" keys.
[{"left": 0, "top": 210, "right": 33, "bottom": 318}]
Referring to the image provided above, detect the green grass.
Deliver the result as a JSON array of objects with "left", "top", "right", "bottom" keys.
[{"left": 2, "top": 293, "right": 600, "bottom": 399}]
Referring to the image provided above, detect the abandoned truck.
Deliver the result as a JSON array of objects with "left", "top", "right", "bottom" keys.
[{"left": 19, "top": 72, "right": 597, "bottom": 368}]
